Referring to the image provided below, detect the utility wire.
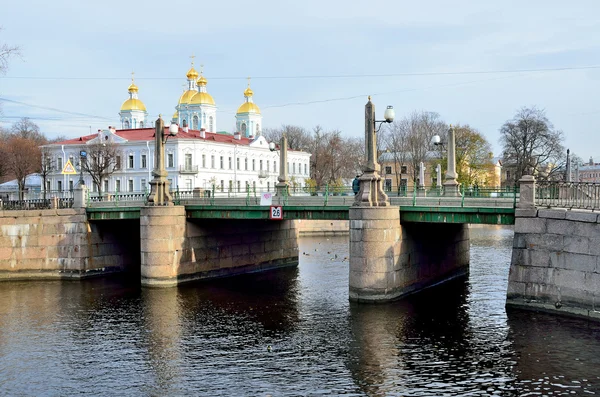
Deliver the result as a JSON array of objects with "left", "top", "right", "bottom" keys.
[
  {"left": 0, "top": 97, "right": 113, "bottom": 121},
  {"left": 1, "top": 65, "right": 599, "bottom": 81}
]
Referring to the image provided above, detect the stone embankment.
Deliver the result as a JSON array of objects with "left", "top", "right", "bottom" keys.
[
  {"left": 0, "top": 209, "right": 136, "bottom": 280},
  {"left": 508, "top": 208, "right": 600, "bottom": 320}
]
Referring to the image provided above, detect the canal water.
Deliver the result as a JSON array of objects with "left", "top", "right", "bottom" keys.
[{"left": 1, "top": 226, "right": 600, "bottom": 396}]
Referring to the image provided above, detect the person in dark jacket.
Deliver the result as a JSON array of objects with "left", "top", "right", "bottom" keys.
[{"left": 352, "top": 175, "right": 360, "bottom": 195}]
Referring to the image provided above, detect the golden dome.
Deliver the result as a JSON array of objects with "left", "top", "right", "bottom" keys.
[
  {"left": 128, "top": 82, "right": 139, "bottom": 93},
  {"left": 237, "top": 102, "right": 260, "bottom": 114},
  {"left": 121, "top": 98, "right": 146, "bottom": 112},
  {"left": 197, "top": 75, "right": 207, "bottom": 86},
  {"left": 190, "top": 92, "right": 216, "bottom": 105},
  {"left": 173, "top": 110, "right": 179, "bottom": 120},
  {"left": 244, "top": 87, "right": 254, "bottom": 97},
  {"left": 178, "top": 90, "right": 197, "bottom": 105},
  {"left": 186, "top": 67, "right": 198, "bottom": 80}
]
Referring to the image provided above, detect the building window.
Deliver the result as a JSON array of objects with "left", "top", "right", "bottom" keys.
[
  {"left": 228, "top": 157, "right": 232, "bottom": 169},
  {"left": 293, "top": 163, "right": 296, "bottom": 174},
  {"left": 228, "top": 180, "right": 233, "bottom": 191},
  {"left": 128, "top": 179, "right": 133, "bottom": 192},
  {"left": 69, "top": 180, "right": 73, "bottom": 192},
  {"left": 245, "top": 158, "right": 248, "bottom": 171},
  {"left": 104, "top": 180, "right": 109, "bottom": 193},
  {"left": 193, "top": 115, "right": 199, "bottom": 130},
  {"left": 211, "top": 155, "right": 215, "bottom": 169},
  {"left": 46, "top": 181, "right": 50, "bottom": 192},
  {"left": 237, "top": 180, "right": 241, "bottom": 192},
  {"left": 245, "top": 182, "right": 249, "bottom": 192},
  {"left": 124, "top": 120, "right": 130, "bottom": 129},
  {"left": 241, "top": 123, "right": 247, "bottom": 136},
  {"left": 57, "top": 157, "right": 63, "bottom": 170},
  {"left": 167, "top": 153, "right": 174, "bottom": 168},
  {"left": 141, "top": 154, "right": 147, "bottom": 169},
  {"left": 115, "top": 156, "right": 121, "bottom": 170},
  {"left": 141, "top": 178, "right": 146, "bottom": 192},
  {"left": 220, "top": 156, "right": 224, "bottom": 169},
  {"left": 185, "top": 153, "right": 192, "bottom": 170},
  {"left": 400, "top": 165, "right": 407, "bottom": 174},
  {"left": 202, "top": 154, "right": 206, "bottom": 168},
  {"left": 274, "top": 161, "right": 277, "bottom": 172},
  {"left": 252, "top": 181, "right": 256, "bottom": 191},
  {"left": 116, "top": 180, "right": 121, "bottom": 193},
  {"left": 186, "top": 179, "right": 192, "bottom": 190},
  {"left": 506, "top": 170, "right": 511, "bottom": 181},
  {"left": 57, "top": 181, "right": 62, "bottom": 191},
  {"left": 267, "top": 161, "right": 270, "bottom": 172},
  {"left": 252, "top": 159, "right": 255, "bottom": 171},
  {"left": 304, "top": 164, "right": 307, "bottom": 175},
  {"left": 259, "top": 160, "right": 263, "bottom": 170},
  {"left": 129, "top": 154, "right": 134, "bottom": 169},
  {"left": 140, "top": 121, "right": 144, "bottom": 128},
  {"left": 220, "top": 180, "right": 224, "bottom": 191},
  {"left": 385, "top": 166, "right": 392, "bottom": 174},
  {"left": 267, "top": 181, "right": 270, "bottom": 191},
  {"left": 209, "top": 116, "right": 214, "bottom": 132},
  {"left": 237, "top": 157, "right": 240, "bottom": 170}
]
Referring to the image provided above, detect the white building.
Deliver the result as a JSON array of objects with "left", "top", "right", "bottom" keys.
[{"left": 42, "top": 64, "right": 311, "bottom": 195}]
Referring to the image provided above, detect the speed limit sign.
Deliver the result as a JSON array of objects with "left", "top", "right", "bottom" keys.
[{"left": 270, "top": 206, "right": 283, "bottom": 220}]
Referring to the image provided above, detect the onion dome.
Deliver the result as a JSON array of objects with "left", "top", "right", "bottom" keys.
[
  {"left": 121, "top": 98, "right": 146, "bottom": 111},
  {"left": 128, "top": 82, "right": 139, "bottom": 93},
  {"left": 197, "top": 75, "right": 207, "bottom": 86},
  {"left": 237, "top": 102, "right": 260, "bottom": 114},
  {"left": 173, "top": 110, "right": 179, "bottom": 120},
  {"left": 190, "top": 92, "right": 216, "bottom": 105},
  {"left": 179, "top": 90, "right": 197, "bottom": 105},
  {"left": 186, "top": 66, "right": 198, "bottom": 80},
  {"left": 236, "top": 77, "right": 260, "bottom": 114}
]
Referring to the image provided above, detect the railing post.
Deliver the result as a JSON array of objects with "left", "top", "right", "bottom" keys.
[
  {"left": 324, "top": 183, "right": 329, "bottom": 206},
  {"left": 412, "top": 184, "right": 416, "bottom": 206},
  {"left": 513, "top": 184, "right": 517, "bottom": 208},
  {"left": 461, "top": 184, "right": 465, "bottom": 207},
  {"left": 211, "top": 184, "right": 215, "bottom": 206},
  {"left": 517, "top": 175, "right": 536, "bottom": 209}
]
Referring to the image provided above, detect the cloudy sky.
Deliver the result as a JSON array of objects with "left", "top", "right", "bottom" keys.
[{"left": 1, "top": 0, "right": 599, "bottom": 159}]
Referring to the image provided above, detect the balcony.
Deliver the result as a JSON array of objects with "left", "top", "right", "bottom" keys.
[
  {"left": 179, "top": 165, "right": 199, "bottom": 174},
  {"left": 258, "top": 170, "right": 269, "bottom": 179}
]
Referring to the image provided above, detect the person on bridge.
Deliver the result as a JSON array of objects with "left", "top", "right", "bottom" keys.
[{"left": 352, "top": 175, "right": 360, "bottom": 195}]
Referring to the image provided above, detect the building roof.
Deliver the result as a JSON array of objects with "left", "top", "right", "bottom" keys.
[{"left": 50, "top": 128, "right": 258, "bottom": 147}]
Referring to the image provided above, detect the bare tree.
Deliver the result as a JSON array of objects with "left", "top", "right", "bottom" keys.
[
  {"left": 81, "top": 141, "right": 121, "bottom": 196},
  {"left": 383, "top": 122, "right": 409, "bottom": 190},
  {"left": 0, "top": 27, "right": 20, "bottom": 75},
  {"left": 0, "top": 136, "right": 41, "bottom": 199},
  {"left": 500, "top": 107, "right": 565, "bottom": 184},
  {"left": 39, "top": 147, "right": 54, "bottom": 199},
  {"left": 263, "top": 124, "right": 312, "bottom": 151},
  {"left": 11, "top": 118, "right": 46, "bottom": 144}
]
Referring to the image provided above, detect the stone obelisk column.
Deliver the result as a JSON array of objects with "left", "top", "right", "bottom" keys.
[
  {"left": 349, "top": 97, "right": 402, "bottom": 302},
  {"left": 443, "top": 125, "right": 460, "bottom": 196},
  {"left": 418, "top": 162, "right": 426, "bottom": 196},
  {"left": 275, "top": 135, "right": 290, "bottom": 196}
]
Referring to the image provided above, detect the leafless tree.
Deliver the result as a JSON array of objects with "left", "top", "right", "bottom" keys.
[
  {"left": 39, "top": 147, "right": 54, "bottom": 199},
  {"left": 11, "top": 118, "right": 46, "bottom": 144},
  {"left": 500, "top": 107, "right": 565, "bottom": 184},
  {"left": 262, "top": 124, "right": 312, "bottom": 151},
  {"left": 382, "top": 122, "right": 409, "bottom": 190},
  {"left": 81, "top": 141, "right": 121, "bottom": 196},
  {"left": 0, "top": 136, "right": 41, "bottom": 199},
  {"left": 0, "top": 27, "right": 20, "bottom": 75}
]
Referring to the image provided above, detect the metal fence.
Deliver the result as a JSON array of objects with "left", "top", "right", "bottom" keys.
[{"left": 536, "top": 181, "right": 600, "bottom": 210}]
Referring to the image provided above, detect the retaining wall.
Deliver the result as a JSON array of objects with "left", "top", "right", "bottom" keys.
[
  {"left": 507, "top": 208, "right": 600, "bottom": 320},
  {"left": 0, "top": 209, "right": 137, "bottom": 280}
]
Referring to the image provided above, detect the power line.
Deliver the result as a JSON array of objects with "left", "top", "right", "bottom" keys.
[
  {"left": 1, "top": 65, "right": 599, "bottom": 81},
  {"left": 0, "top": 97, "right": 112, "bottom": 121}
]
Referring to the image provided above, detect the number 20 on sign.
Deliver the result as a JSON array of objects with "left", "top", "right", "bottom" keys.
[{"left": 270, "top": 206, "right": 283, "bottom": 220}]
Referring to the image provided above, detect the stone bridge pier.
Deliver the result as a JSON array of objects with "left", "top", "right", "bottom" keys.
[{"left": 349, "top": 98, "right": 469, "bottom": 302}]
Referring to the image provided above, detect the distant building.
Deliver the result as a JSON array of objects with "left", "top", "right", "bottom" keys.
[
  {"left": 579, "top": 157, "right": 600, "bottom": 183},
  {"left": 41, "top": 63, "right": 311, "bottom": 196}
]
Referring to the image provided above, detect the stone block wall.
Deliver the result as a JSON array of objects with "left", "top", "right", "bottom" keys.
[
  {"left": 296, "top": 220, "right": 349, "bottom": 236},
  {"left": 140, "top": 206, "right": 299, "bottom": 287},
  {"left": 180, "top": 218, "right": 299, "bottom": 283},
  {"left": 507, "top": 208, "right": 600, "bottom": 319},
  {"left": 0, "top": 209, "right": 138, "bottom": 280},
  {"left": 398, "top": 222, "right": 470, "bottom": 296}
]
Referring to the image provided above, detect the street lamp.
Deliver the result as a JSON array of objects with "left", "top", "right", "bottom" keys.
[
  {"left": 355, "top": 97, "right": 394, "bottom": 207},
  {"left": 78, "top": 150, "right": 87, "bottom": 186},
  {"left": 432, "top": 125, "right": 460, "bottom": 196},
  {"left": 148, "top": 116, "right": 179, "bottom": 205}
]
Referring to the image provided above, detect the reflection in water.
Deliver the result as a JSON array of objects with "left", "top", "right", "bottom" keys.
[{"left": 0, "top": 227, "right": 600, "bottom": 395}]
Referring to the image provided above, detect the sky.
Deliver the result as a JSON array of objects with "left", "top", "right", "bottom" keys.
[{"left": 1, "top": 0, "right": 599, "bottom": 160}]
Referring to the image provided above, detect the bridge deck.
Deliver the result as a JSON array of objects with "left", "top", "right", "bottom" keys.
[{"left": 86, "top": 196, "right": 516, "bottom": 224}]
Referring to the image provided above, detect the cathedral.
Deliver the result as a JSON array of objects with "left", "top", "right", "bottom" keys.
[{"left": 118, "top": 63, "right": 262, "bottom": 137}]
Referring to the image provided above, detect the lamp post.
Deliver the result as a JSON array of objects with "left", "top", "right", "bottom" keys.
[
  {"left": 354, "top": 96, "right": 394, "bottom": 207},
  {"left": 269, "top": 135, "right": 290, "bottom": 196},
  {"left": 432, "top": 125, "right": 460, "bottom": 196},
  {"left": 78, "top": 150, "right": 87, "bottom": 186},
  {"left": 147, "top": 116, "right": 179, "bottom": 205}
]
